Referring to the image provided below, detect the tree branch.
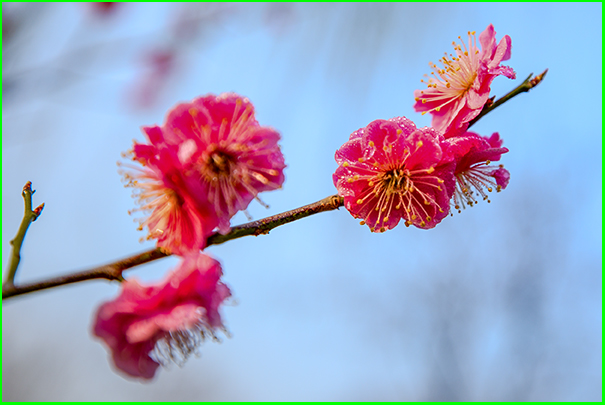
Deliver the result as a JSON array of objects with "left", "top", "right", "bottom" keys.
[
  {"left": 4, "top": 182, "right": 44, "bottom": 288},
  {"left": 2, "top": 195, "right": 344, "bottom": 300},
  {"left": 468, "top": 69, "right": 548, "bottom": 129}
]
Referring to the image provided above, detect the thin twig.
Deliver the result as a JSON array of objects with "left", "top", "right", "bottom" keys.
[
  {"left": 4, "top": 182, "right": 44, "bottom": 288},
  {"left": 468, "top": 69, "right": 548, "bottom": 129},
  {"left": 2, "top": 195, "right": 344, "bottom": 300}
]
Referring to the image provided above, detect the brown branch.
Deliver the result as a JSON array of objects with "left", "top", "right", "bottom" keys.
[
  {"left": 2, "top": 195, "right": 344, "bottom": 300},
  {"left": 468, "top": 69, "right": 548, "bottom": 129}
]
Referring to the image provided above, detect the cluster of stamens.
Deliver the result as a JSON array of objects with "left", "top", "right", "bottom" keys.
[
  {"left": 453, "top": 160, "right": 503, "bottom": 212},
  {"left": 118, "top": 155, "right": 182, "bottom": 243},
  {"left": 416, "top": 31, "right": 480, "bottom": 115},
  {"left": 194, "top": 105, "right": 281, "bottom": 219},
  {"left": 151, "top": 321, "right": 227, "bottom": 368}
]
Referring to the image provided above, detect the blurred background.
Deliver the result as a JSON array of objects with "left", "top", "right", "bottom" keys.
[{"left": 2, "top": 2, "right": 601, "bottom": 401}]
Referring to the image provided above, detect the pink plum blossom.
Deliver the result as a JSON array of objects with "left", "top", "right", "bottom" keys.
[
  {"left": 120, "top": 126, "right": 218, "bottom": 255},
  {"left": 333, "top": 117, "right": 456, "bottom": 231},
  {"left": 93, "top": 253, "right": 231, "bottom": 380},
  {"left": 413, "top": 24, "right": 516, "bottom": 136},
  {"left": 158, "top": 93, "right": 286, "bottom": 234},
  {"left": 121, "top": 93, "right": 286, "bottom": 252},
  {"left": 445, "top": 131, "right": 510, "bottom": 211}
]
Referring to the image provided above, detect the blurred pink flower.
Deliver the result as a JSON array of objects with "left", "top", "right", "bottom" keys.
[
  {"left": 130, "top": 49, "right": 177, "bottom": 109},
  {"left": 121, "top": 93, "right": 285, "bottom": 251},
  {"left": 161, "top": 93, "right": 286, "bottom": 234},
  {"left": 333, "top": 117, "right": 455, "bottom": 231},
  {"left": 445, "top": 131, "right": 510, "bottom": 211},
  {"left": 93, "top": 253, "right": 231, "bottom": 380},
  {"left": 120, "top": 125, "right": 219, "bottom": 255},
  {"left": 88, "top": 2, "right": 120, "bottom": 17},
  {"left": 413, "top": 24, "right": 516, "bottom": 136}
]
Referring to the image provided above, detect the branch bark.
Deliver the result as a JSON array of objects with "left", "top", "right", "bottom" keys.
[
  {"left": 468, "top": 69, "right": 548, "bottom": 129},
  {"left": 2, "top": 195, "right": 344, "bottom": 300}
]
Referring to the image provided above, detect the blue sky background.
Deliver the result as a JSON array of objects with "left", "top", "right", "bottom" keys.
[{"left": 2, "top": 3, "right": 601, "bottom": 400}]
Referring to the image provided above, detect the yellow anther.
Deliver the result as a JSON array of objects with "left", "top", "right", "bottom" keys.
[
  {"left": 435, "top": 107, "right": 441, "bottom": 112},
  {"left": 353, "top": 175, "right": 359, "bottom": 180},
  {"left": 426, "top": 216, "right": 431, "bottom": 221},
  {"left": 416, "top": 141, "right": 423, "bottom": 148},
  {"left": 411, "top": 215, "right": 417, "bottom": 220},
  {"left": 360, "top": 220, "right": 366, "bottom": 226},
  {"left": 347, "top": 178, "right": 354, "bottom": 183},
  {"left": 358, "top": 157, "right": 365, "bottom": 163},
  {"left": 189, "top": 108, "right": 198, "bottom": 117},
  {"left": 471, "top": 31, "right": 476, "bottom": 35},
  {"left": 357, "top": 199, "right": 363, "bottom": 205},
  {"left": 368, "top": 141, "right": 375, "bottom": 147},
  {"left": 383, "top": 217, "right": 389, "bottom": 222},
  {"left": 420, "top": 221, "right": 426, "bottom": 227},
  {"left": 368, "top": 180, "right": 374, "bottom": 186},
  {"left": 396, "top": 129, "right": 403, "bottom": 135},
  {"left": 404, "top": 221, "right": 411, "bottom": 227},
  {"left": 427, "top": 166, "right": 435, "bottom": 174},
  {"left": 485, "top": 160, "right": 491, "bottom": 165},
  {"left": 424, "top": 200, "right": 430, "bottom": 205},
  {"left": 487, "top": 187, "right": 493, "bottom": 192},
  {"left": 343, "top": 162, "right": 349, "bottom": 167},
  {"left": 437, "top": 179, "right": 444, "bottom": 183}
]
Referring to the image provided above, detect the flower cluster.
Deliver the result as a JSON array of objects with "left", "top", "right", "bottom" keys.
[
  {"left": 96, "top": 93, "right": 285, "bottom": 379},
  {"left": 95, "top": 23, "right": 517, "bottom": 381},
  {"left": 121, "top": 93, "right": 286, "bottom": 254},
  {"left": 333, "top": 24, "right": 512, "bottom": 231}
]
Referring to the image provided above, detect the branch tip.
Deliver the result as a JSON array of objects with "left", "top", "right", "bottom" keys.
[
  {"left": 468, "top": 67, "right": 548, "bottom": 128},
  {"left": 33, "top": 203, "right": 45, "bottom": 221}
]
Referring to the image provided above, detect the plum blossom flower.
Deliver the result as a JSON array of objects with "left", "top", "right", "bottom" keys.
[
  {"left": 120, "top": 126, "right": 218, "bottom": 255},
  {"left": 445, "top": 131, "right": 510, "bottom": 211},
  {"left": 93, "top": 253, "right": 231, "bottom": 380},
  {"left": 333, "top": 117, "right": 456, "bottom": 231},
  {"left": 413, "top": 24, "right": 516, "bottom": 136},
  {"left": 121, "top": 93, "right": 285, "bottom": 252},
  {"left": 159, "top": 93, "right": 286, "bottom": 234}
]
